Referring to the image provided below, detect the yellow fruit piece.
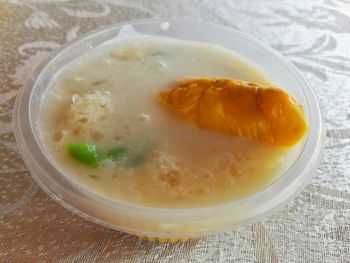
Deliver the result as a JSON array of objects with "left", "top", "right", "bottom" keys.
[{"left": 158, "top": 78, "right": 307, "bottom": 146}]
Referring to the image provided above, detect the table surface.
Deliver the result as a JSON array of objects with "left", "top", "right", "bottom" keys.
[{"left": 1, "top": 0, "right": 349, "bottom": 262}]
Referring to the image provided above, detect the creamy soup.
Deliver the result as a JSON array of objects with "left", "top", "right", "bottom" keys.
[{"left": 40, "top": 38, "right": 299, "bottom": 208}]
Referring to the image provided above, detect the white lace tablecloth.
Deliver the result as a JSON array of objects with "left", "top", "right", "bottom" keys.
[{"left": 0, "top": 0, "right": 349, "bottom": 262}]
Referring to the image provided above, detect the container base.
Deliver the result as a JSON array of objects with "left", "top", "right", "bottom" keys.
[{"left": 131, "top": 233, "right": 195, "bottom": 243}]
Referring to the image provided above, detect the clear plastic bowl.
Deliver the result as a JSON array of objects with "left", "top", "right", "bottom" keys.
[{"left": 13, "top": 19, "right": 324, "bottom": 241}]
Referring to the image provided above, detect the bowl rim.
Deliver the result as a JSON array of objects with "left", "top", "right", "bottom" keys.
[{"left": 13, "top": 18, "right": 325, "bottom": 233}]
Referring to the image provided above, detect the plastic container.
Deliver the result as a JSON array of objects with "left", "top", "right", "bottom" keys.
[{"left": 13, "top": 19, "right": 324, "bottom": 242}]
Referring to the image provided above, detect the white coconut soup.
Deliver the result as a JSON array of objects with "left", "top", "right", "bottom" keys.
[{"left": 40, "top": 38, "right": 297, "bottom": 208}]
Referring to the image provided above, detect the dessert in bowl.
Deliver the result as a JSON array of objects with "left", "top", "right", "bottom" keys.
[{"left": 13, "top": 19, "right": 324, "bottom": 241}]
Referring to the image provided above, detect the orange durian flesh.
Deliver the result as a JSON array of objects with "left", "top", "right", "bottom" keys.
[{"left": 158, "top": 78, "right": 307, "bottom": 146}]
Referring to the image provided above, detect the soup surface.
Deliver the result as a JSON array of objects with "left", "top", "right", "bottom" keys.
[{"left": 40, "top": 37, "right": 299, "bottom": 208}]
